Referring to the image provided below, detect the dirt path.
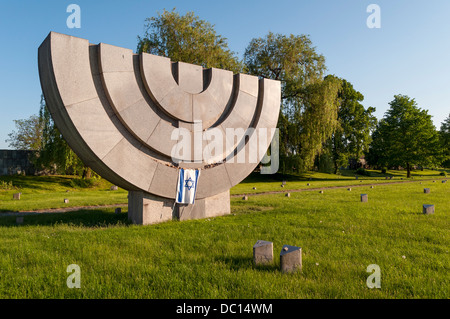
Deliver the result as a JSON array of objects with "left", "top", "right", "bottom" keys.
[
  {"left": 231, "top": 178, "right": 446, "bottom": 197},
  {"left": 1, "top": 178, "right": 446, "bottom": 217}
]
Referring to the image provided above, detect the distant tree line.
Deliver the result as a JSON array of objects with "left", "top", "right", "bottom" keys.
[{"left": 6, "top": 9, "right": 450, "bottom": 176}]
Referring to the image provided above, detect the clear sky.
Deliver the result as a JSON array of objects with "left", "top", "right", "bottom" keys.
[{"left": 0, "top": 0, "right": 449, "bottom": 149}]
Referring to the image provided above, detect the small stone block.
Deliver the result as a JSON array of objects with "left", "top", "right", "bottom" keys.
[
  {"left": 285, "top": 193, "right": 290, "bottom": 197},
  {"left": 319, "top": 190, "right": 324, "bottom": 194},
  {"left": 307, "top": 183, "right": 310, "bottom": 186},
  {"left": 252, "top": 187, "right": 256, "bottom": 190},
  {"left": 442, "top": 180, "right": 447, "bottom": 183},
  {"left": 280, "top": 245, "right": 302, "bottom": 273},
  {"left": 16, "top": 217, "right": 24, "bottom": 225},
  {"left": 281, "top": 184, "right": 284, "bottom": 188},
  {"left": 110, "top": 185, "right": 119, "bottom": 191},
  {"left": 423, "top": 204, "right": 434, "bottom": 215},
  {"left": 371, "top": 186, "right": 374, "bottom": 189},
  {"left": 355, "top": 176, "right": 359, "bottom": 180},
  {"left": 424, "top": 188, "right": 430, "bottom": 194},
  {"left": 115, "top": 207, "right": 122, "bottom": 214},
  {"left": 64, "top": 199, "right": 69, "bottom": 204},
  {"left": 242, "top": 196, "right": 248, "bottom": 201},
  {"left": 348, "top": 188, "right": 352, "bottom": 191},
  {"left": 13, "top": 193, "right": 21, "bottom": 200},
  {"left": 253, "top": 240, "right": 273, "bottom": 265},
  {"left": 282, "top": 180, "right": 287, "bottom": 185},
  {"left": 361, "top": 194, "right": 368, "bottom": 202}
]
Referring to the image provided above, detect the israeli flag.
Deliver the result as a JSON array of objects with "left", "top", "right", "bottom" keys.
[{"left": 176, "top": 168, "right": 200, "bottom": 204}]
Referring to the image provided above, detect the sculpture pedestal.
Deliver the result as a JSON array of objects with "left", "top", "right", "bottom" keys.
[{"left": 128, "top": 190, "right": 230, "bottom": 225}]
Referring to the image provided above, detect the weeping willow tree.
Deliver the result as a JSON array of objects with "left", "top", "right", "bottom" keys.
[
  {"left": 244, "top": 32, "right": 341, "bottom": 172},
  {"left": 35, "top": 95, "right": 92, "bottom": 177}
]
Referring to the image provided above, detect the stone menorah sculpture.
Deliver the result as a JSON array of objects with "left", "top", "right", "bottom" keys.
[{"left": 38, "top": 32, "right": 280, "bottom": 225}]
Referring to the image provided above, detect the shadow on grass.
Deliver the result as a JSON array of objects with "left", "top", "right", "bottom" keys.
[
  {"left": 238, "top": 170, "right": 446, "bottom": 185},
  {"left": 0, "top": 209, "right": 131, "bottom": 228},
  {"left": 216, "top": 255, "right": 279, "bottom": 272}
]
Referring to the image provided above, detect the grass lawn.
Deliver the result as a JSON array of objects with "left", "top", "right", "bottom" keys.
[{"left": 0, "top": 170, "right": 448, "bottom": 299}]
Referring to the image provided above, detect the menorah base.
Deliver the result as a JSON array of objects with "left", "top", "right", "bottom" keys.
[{"left": 127, "top": 190, "right": 230, "bottom": 225}]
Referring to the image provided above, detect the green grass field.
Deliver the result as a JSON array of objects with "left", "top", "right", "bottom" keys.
[{"left": 0, "top": 169, "right": 448, "bottom": 298}]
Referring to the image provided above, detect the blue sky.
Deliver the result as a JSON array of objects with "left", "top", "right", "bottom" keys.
[{"left": 0, "top": 0, "right": 449, "bottom": 149}]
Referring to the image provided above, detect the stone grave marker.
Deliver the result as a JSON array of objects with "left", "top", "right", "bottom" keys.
[
  {"left": 253, "top": 240, "right": 273, "bottom": 266},
  {"left": 280, "top": 245, "right": 302, "bottom": 273},
  {"left": 423, "top": 204, "right": 435, "bottom": 215}
]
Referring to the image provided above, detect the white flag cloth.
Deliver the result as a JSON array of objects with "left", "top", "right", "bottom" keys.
[{"left": 176, "top": 168, "right": 200, "bottom": 204}]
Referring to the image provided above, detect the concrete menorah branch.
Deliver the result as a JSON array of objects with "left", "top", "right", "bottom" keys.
[{"left": 38, "top": 32, "right": 281, "bottom": 225}]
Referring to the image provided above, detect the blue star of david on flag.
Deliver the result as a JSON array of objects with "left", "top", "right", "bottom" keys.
[
  {"left": 176, "top": 168, "right": 200, "bottom": 204},
  {"left": 184, "top": 177, "right": 195, "bottom": 190}
]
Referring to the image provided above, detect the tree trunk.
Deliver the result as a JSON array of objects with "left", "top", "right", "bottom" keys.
[
  {"left": 406, "top": 163, "right": 411, "bottom": 178},
  {"left": 82, "top": 166, "right": 92, "bottom": 179}
]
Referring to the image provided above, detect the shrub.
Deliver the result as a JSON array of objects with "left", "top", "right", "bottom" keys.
[
  {"left": 0, "top": 180, "right": 16, "bottom": 190},
  {"left": 381, "top": 167, "right": 387, "bottom": 174},
  {"left": 440, "top": 172, "right": 447, "bottom": 177},
  {"left": 356, "top": 168, "right": 371, "bottom": 176}
]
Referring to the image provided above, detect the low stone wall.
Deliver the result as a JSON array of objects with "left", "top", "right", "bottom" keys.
[{"left": 0, "top": 150, "right": 37, "bottom": 176}]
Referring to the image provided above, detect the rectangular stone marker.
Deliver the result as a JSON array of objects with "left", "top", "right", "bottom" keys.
[
  {"left": 16, "top": 217, "right": 24, "bottom": 225},
  {"left": 115, "top": 207, "right": 122, "bottom": 214},
  {"left": 282, "top": 180, "right": 287, "bottom": 185},
  {"left": 361, "top": 194, "right": 368, "bottom": 202},
  {"left": 253, "top": 240, "right": 273, "bottom": 266},
  {"left": 424, "top": 188, "right": 430, "bottom": 194},
  {"left": 13, "top": 193, "right": 21, "bottom": 200},
  {"left": 286, "top": 193, "right": 291, "bottom": 197},
  {"left": 348, "top": 188, "right": 352, "bottom": 191},
  {"left": 110, "top": 185, "right": 119, "bottom": 191},
  {"left": 423, "top": 204, "right": 435, "bottom": 215},
  {"left": 242, "top": 195, "right": 248, "bottom": 201},
  {"left": 280, "top": 245, "right": 302, "bottom": 273},
  {"left": 64, "top": 199, "right": 69, "bottom": 204}
]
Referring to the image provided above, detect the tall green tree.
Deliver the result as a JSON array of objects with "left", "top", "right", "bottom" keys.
[
  {"left": 244, "top": 32, "right": 341, "bottom": 171},
  {"left": 137, "top": 9, "right": 243, "bottom": 73},
  {"left": 6, "top": 114, "right": 43, "bottom": 151},
  {"left": 327, "top": 76, "right": 377, "bottom": 173},
  {"left": 367, "top": 95, "right": 441, "bottom": 177},
  {"left": 440, "top": 114, "right": 450, "bottom": 167}
]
